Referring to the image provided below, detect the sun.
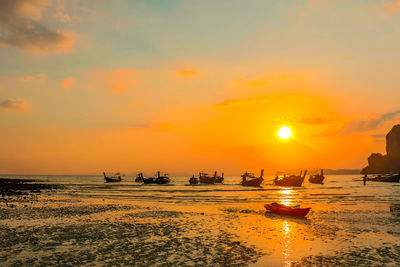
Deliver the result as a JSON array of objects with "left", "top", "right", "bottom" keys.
[{"left": 277, "top": 126, "right": 292, "bottom": 140}]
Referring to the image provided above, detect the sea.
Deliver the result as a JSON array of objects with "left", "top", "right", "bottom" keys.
[{"left": 0, "top": 174, "right": 399, "bottom": 266}]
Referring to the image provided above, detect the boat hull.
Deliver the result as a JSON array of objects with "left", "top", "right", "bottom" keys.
[
  {"left": 264, "top": 204, "right": 311, "bottom": 217},
  {"left": 156, "top": 177, "right": 170, "bottom": 184},
  {"left": 215, "top": 177, "right": 224, "bottom": 183},
  {"left": 189, "top": 178, "right": 199, "bottom": 185},
  {"left": 309, "top": 175, "right": 324, "bottom": 184},
  {"left": 104, "top": 177, "right": 122, "bottom": 183},
  {"left": 142, "top": 177, "right": 170, "bottom": 184},
  {"left": 242, "top": 177, "right": 263, "bottom": 187},
  {"left": 274, "top": 176, "right": 304, "bottom": 187},
  {"left": 367, "top": 175, "right": 400, "bottom": 183},
  {"left": 142, "top": 178, "right": 157, "bottom": 184},
  {"left": 199, "top": 177, "right": 216, "bottom": 184}
]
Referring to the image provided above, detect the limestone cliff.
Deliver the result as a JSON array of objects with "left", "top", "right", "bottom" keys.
[
  {"left": 386, "top": 125, "right": 400, "bottom": 158},
  {"left": 361, "top": 125, "right": 400, "bottom": 174}
]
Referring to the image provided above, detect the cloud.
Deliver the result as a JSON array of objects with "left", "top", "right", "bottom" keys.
[
  {"left": 0, "top": 0, "right": 74, "bottom": 53},
  {"left": 371, "top": 133, "right": 386, "bottom": 139},
  {"left": 109, "top": 69, "right": 136, "bottom": 94},
  {"left": 125, "top": 122, "right": 174, "bottom": 132},
  {"left": 296, "top": 117, "right": 331, "bottom": 125},
  {"left": 213, "top": 99, "right": 240, "bottom": 108},
  {"left": 53, "top": 0, "right": 76, "bottom": 24},
  {"left": 0, "top": 98, "right": 28, "bottom": 111},
  {"left": 344, "top": 110, "right": 400, "bottom": 133},
  {"left": 175, "top": 69, "right": 197, "bottom": 77},
  {"left": 60, "top": 77, "right": 76, "bottom": 89},
  {"left": 87, "top": 68, "right": 137, "bottom": 94},
  {"left": 20, "top": 73, "right": 47, "bottom": 82},
  {"left": 383, "top": 0, "right": 400, "bottom": 12}
]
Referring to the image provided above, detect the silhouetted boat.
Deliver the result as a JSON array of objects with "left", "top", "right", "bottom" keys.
[
  {"left": 189, "top": 175, "right": 199, "bottom": 185},
  {"left": 135, "top": 173, "right": 144, "bottom": 183},
  {"left": 274, "top": 170, "right": 306, "bottom": 187},
  {"left": 103, "top": 172, "right": 122, "bottom": 183},
  {"left": 199, "top": 172, "right": 216, "bottom": 184},
  {"left": 309, "top": 169, "right": 325, "bottom": 184},
  {"left": 264, "top": 203, "right": 311, "bottom": 217},
  {"left": 214, "top": 171, "right": 224, "bottom": 183},
  {"left": 142, "top": 171, "right": 170, "bottom": 184},
  {"left": 366, "top": 174, "right": 400, "bottom": 183},
  {"left": 241, "top": 169, "right": 264, "bottom": 187}
]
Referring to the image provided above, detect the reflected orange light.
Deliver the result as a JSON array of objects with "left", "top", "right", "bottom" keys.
[
  {"left": 281, "top": 220, "right": 292, "bottom": 266},
  {"left": 278, "top": 188, "right": 295, "bottom": 206},
  {"left": 283, "top": 220, "right": 290, "bottom": 234}
]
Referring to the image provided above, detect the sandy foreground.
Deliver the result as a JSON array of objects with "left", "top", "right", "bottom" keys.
[{"left": 0, "top": 179, "right": 399, "bottom": 266}]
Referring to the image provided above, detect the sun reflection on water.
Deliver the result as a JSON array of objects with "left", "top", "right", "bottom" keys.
[{"left": 278, "top": 188, "right": 296, "bottom": 206}]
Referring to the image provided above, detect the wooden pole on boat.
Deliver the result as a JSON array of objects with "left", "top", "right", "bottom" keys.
[
  {"left": 260, "top": 169, "right": 264, "bottom": 178},
  {"left": 303, "top": 170, "right": 308, "bottom": 178}
]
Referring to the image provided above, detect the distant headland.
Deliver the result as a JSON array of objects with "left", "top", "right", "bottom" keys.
[{"left": 361, "top": 124, "right": 400, "bottom": 174}]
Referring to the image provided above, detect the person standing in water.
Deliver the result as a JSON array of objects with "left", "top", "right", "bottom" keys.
[{"left": 363, "top": 174, "right": 367, "bottom": 185}]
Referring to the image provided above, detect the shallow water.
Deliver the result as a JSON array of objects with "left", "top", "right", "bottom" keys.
[{"left": 0, "top": 174, "right": 399, "bottom": 266}]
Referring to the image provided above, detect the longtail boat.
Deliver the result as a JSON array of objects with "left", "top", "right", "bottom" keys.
[
  {"left": 214, "top": 171, "right": 224, "bottom": 183},
  {"left": 241, "top": 169, "right": 264, "bottom": 187},
  {"left": 309, "top": 169, "right": 325, "bottom": 184},
  {"left": 366, "top": 174, "right": 400, "bottom": 183},
  {"left": 274, "top": 170, "right": 306, "bottom": 187},
  {"left": 103, "top": 172, "right": 122, "bottom": 183},
  {"left": 142, "top": 171, "right": 170, "bottom": 184},
  {"left": 264, "top": 203, "right": 311, "bottom": 217},
  {"left": 189, "top": 175, "right": 199, "bottom": 185},
  {"left": 135, "top": 173, "right": 144, "bottom": 183},
  {"left": 199, "top": 172, "right": 216, "bottom": 184}
]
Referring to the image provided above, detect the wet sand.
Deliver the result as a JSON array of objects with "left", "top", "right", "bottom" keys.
[{"left": 0, "top": 177, "right": 399, "bottom": 266}]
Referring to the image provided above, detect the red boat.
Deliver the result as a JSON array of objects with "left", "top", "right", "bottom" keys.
[{"left": 264, "top": 203, "right": 311, "bottom": 217}]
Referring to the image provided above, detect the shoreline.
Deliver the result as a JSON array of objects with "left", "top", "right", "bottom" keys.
[{"left": 0, "top": 177, "right": 399, "bottom": 266}]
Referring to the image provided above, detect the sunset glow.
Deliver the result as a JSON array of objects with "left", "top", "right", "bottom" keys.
[
  {"left": 0, "top": 1, "right": 399, "bottom": 175},
  {"left": 1, "top": 2, "right": 399, "bottom": 266}
]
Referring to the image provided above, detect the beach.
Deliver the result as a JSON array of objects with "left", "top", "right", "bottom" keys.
[{"left": 0, "top": 175, "right": 399, "bottom": 266}]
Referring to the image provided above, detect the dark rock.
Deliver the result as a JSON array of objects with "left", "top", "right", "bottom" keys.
[
  {"left": 387, "top": 125, "right": 400, "bottom": 157},
  {"left": 362, "top": 125, "right": 400, "bottom": 174},
  {"left": 0, "top": 178, "right": 64, "bottom": 196}
]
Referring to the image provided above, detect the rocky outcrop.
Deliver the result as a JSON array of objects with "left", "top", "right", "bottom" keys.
[
  {"left": 362, "top": 125, "right": 400, "bottom": 174},
  {"left": 386, "top": 125, "right": 400, "bottom": 157}
]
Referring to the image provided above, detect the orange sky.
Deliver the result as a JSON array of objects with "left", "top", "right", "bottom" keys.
[{"left": 1, "top": 0, "right": 400, "bottom": 174}]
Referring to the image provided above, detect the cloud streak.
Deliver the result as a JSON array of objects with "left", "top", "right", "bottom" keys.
[
  {"left": 296, "top": 117, "right": 331, "bottom": 125},
  {"left": 344, "top": 110, "right": 400, "bottom": 133},
  {"left": 0, "top": 0, "right": 74, "bottom": 53},
  {"left": 0, "top": 98, "right": 28, "bottom": 111},
  {"left": 61, "top": 77, "right": 76, "bottom": 89}
]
